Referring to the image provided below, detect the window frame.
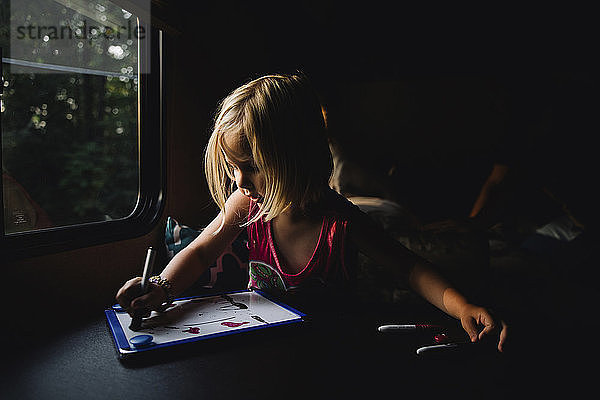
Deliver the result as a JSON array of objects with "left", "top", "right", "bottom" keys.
[{"left": 0, "top": 27, "right": 165, "bottom": 260}]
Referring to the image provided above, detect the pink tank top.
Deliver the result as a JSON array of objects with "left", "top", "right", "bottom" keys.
[{"left": 246, "top": 192, "right": 356, "bottom": 293}]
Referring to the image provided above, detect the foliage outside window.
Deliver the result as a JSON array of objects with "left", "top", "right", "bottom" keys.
[{"left": 1, "top": 0, "right": 150, "bottom": 235}]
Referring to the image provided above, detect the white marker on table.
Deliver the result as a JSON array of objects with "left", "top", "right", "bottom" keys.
[
  {"left": 416, "top": 342, "right": 472, "bottom": 355},
  {"left": 377, "top": 324, "right": 442, "bottom": 332}
]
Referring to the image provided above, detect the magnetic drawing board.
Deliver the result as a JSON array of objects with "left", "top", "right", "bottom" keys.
[{"left": 105, "top": 290, "right": 305, "bottom": 358}]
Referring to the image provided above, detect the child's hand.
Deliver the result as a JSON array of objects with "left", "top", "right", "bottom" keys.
[
  {"left": 459, "top": 304, "right": 508, "bottom": 352},
  {"left": 116, "top": 277, "right": 168, "bottom": 317}
]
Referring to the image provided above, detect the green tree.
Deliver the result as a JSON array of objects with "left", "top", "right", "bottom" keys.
[{"left": 2, "top": 0, "right": 140, "bottom": 231}]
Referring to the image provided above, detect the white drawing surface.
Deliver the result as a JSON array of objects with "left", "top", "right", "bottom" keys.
[{"left": 113, "top": 291, "right": 301, "bottom": 350}]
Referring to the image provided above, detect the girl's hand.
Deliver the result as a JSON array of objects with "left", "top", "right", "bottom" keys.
[
  {"left": 459, "top": 304, "right": 508, "bottom": 352},
  {"left": 115, "top": 277, "right": 168, "bottom": 317}
]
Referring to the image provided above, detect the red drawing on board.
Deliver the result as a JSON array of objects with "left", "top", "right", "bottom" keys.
[{"left": 221, "top": 321, "right": 250, "bottom": 328}]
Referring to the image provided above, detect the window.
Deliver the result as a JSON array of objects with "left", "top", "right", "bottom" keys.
[{"left": 1, "top": 0, "right": 162, "bottom": 256}]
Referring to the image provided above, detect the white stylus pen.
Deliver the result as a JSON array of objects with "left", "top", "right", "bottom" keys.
[
  {"left": 378, "top": 324, "right": 442, "bottom": 332},
  {"left": 416, "top": 342, "right": 472, "bottom": 355}
]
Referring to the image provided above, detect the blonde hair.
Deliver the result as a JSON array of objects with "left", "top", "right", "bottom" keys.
[{"left": 205, "top": 73, "right": 333, "bottom": 227}]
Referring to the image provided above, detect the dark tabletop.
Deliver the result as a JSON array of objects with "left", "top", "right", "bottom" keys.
[{"left": 1, "top": 297, "right": 593, "bottom": 400}]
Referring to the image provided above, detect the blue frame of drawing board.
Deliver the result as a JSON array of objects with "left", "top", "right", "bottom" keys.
[{"left": 105, "top": 289, "right": 306, "bottom": 359}]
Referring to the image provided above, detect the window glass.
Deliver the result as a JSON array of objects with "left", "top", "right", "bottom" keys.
[{"left": 1, "top": 0, "right": 148, "bottom": 234}]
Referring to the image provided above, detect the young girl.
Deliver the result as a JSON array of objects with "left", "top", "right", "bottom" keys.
[{"left": 117, "top": 73, "right": 507, "bottom": 351}]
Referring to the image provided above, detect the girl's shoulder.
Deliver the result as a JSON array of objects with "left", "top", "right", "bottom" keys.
[
  {"left": 319, "top": 188, "right": 363, "bottom": 220},
  {"left": 320, "top": 190, "right": 391, "bottom": 239}
]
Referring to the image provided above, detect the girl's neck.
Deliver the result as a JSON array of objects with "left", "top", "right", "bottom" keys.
[
  {"left": 280, "top": 187, "right": 333, "bottom": 221},
  {"left": 277, "top": 208, "right": 319, "bottom": 225},
  {"left": 281, "top": 200, "right": 329, "bottom": 222}
]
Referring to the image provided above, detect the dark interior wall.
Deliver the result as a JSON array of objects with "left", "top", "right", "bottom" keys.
[
  {"left": 3, "top": 1, "right": 598, "bottom": 331},
  {"left": 325, "top": 77, "right": 506, "bottom": 220}
]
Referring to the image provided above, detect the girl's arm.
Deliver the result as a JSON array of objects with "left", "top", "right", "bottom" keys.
[
  {"left": 469, "top": 163, "right": 509, "bottom": 219},
  {"left": 116, "top": 190, "right": 248, "bottom": 313},
  {"left": 347, "top": 207, "right": 507, "bottom": 351}
]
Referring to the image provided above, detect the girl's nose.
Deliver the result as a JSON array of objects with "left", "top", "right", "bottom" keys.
[{"left": 235, "top": 170, "right": 253, "bottom": 191}]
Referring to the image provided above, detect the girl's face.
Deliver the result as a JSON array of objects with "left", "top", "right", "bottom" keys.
[{"left": 223, "top": 134, "right": 265, "bottom": 203}]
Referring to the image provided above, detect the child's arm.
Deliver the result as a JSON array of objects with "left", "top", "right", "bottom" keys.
[
  {"left": 408, "top": 262, "right": 507, "bottom": 349},
  {"left": 469, "top": 163, "right": 510, "bottom": 219},
  {"left": 348, "top": 207, "right": 507, "bottom": 351},
  {"left": 116, "top": 190, "right": 248, "bottom": 314}
]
